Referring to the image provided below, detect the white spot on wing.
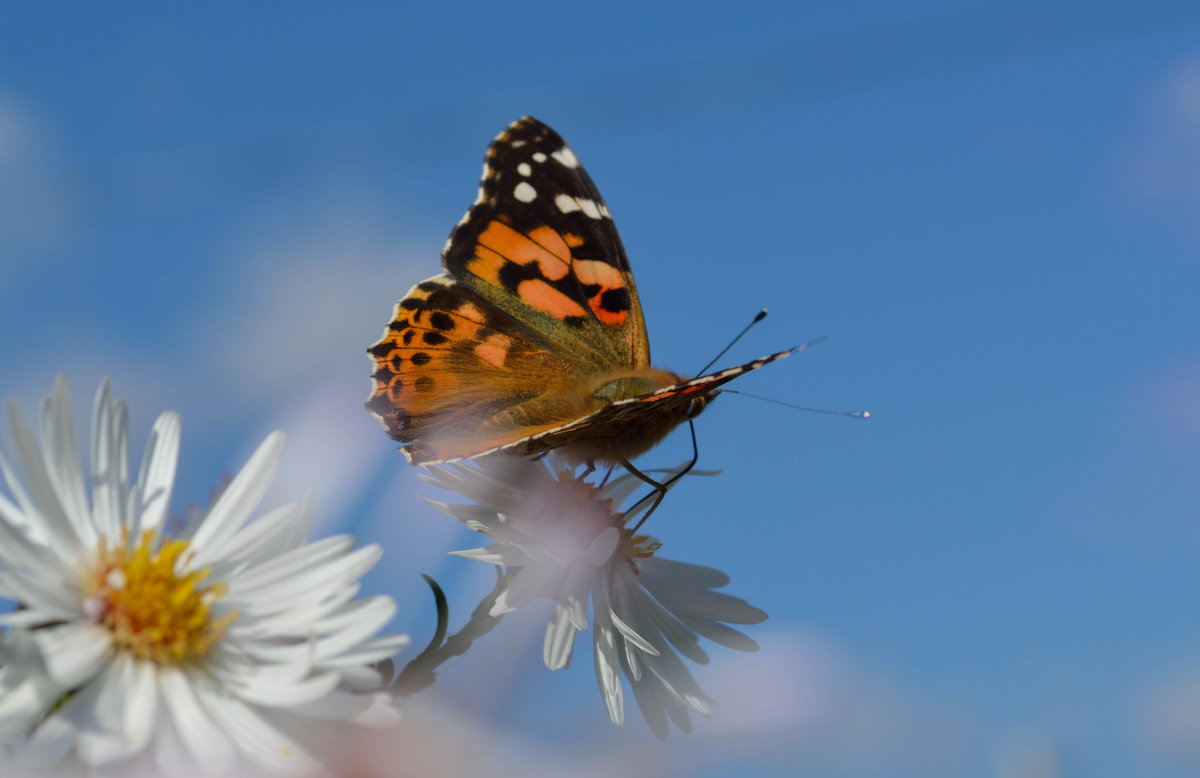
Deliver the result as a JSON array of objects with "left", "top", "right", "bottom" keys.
[
  {"left": 532, "top": 152, "right": 548, "bottom": 163},
  {"left": 554, "top": 194, "right": 604, "bottom": 219},
  {"left": 517, "top": 162, "right": 532, "bottom": 177},
  {"left": 514, "top": 182, "right": 537, "bottom": 202},
  {"left": 577, "top": 197, "right": 601, "bottom": 219},
  {"left": 552, "top": 146, "right": 579, "bottom": 168},
  {"left": 511, "top": 140, "right": 526, "bottom": 148}
]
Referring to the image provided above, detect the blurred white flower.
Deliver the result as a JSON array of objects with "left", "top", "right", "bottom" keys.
[
  {"left": 0, "top": 377, "right": 410, "bottom": 775},
  {"left": 422, "top": 455, "right": 767, "bottom": 737}
]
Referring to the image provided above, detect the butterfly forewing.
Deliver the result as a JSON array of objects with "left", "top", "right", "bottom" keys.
[{"left": 442, "top": 117, "right": 650, "bottom": 370}]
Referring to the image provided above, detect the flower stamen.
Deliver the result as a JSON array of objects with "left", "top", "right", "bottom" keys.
[{"left": 83, "top": 530, "right": 235, "bottom": 664}]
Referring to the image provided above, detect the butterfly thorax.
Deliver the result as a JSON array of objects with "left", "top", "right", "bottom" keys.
[{"left": 590, "top": 368, "right": 682, "bottom": 403}]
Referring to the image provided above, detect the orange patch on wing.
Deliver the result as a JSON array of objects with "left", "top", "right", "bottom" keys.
[
  {"left": 474, "top": 334, "right": 512, "bottom": 368},
  {"left": 563, "top": 232, "right": 585, "bottom": 248},
  {"left": 592, "top": 306, "right": 627, "bottom": 326},
  {"left": 455, "top": 302, "right": 487, "bottom": 324},
  {"left": 517, "top": 278, "right": 587, "bottom": 319},
  {"left": 573, "top": 259, "right": 623, "bottom": 288},
  {"left": 526, "top": 226, "right": 573, "bottom": 279},
  {"left": 476, "top": 220, "right": 572, "bottom": 282},
  {"left": 466, "top": 244, "right": 506, "bottom": 288},
  {"left": 573, "top": 259, "right": 629, "bottom": 326}
]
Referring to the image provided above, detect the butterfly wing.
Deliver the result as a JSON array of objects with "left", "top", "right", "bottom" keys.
[{"left": 366, "top": 117, "right": 654, "bottom": 463}]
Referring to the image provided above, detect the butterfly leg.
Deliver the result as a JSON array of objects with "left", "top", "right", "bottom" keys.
[
  {"left": 623, "top": 421, "right": 701, "bottom": 533},
  {"left": 618, "top": 458, "right": 668, "bottom": 532}
]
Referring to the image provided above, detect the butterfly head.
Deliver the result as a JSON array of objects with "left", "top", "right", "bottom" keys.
[{"left": 684, "top": 389, "right": 716, "bottom": 420}]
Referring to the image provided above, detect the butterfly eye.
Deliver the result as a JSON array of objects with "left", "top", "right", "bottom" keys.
[{"left": 686, "top": 393, "right": 714, "bottom": 420}]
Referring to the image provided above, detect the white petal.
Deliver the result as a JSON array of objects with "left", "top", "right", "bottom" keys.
[
  {"left": 608, "top": 606, "right": 657, "bottom": 657},
  {"left": 449, "top": 543, "right": 528, "bottom": 566},
  {"left": 40, "top": 377, "right": 97, "bottom": 550},
  {"left": 315, "top": 633, "right": 412, "bottom": 668},
  {"left": 123, "top": 658, "right": 159, "bottom": 755},
  {"left": 543, "top": 603, "right": 578, "bottom": 670},
  {"left": 228, "top": 670, "right": 340, "bottom": 708},
  {"left": 309, "top": 595, "right": 396, "bottom": 661},
  {"left": 638, "top": 556, "right": 731, "bottom": 589},
  {"left": 229, "top": 545, "right": 381, "bottom": 623},
  {"left": 207, "top": 498, "right": 306, "bottom": 571},
  {"left": 90, "top": 378, "right": 125, "bottom": 539},
  {"left": 0, "top": 670, "right": 60, "bottom": 740},
  {"left": 0, "top": 433, "right": 45, "bottom": 541},
  {"left": 0, "top": 565, "right": 78, "bottom": 621},
  {"left": 582, "top": 525, "right": 620, "bottom": 567},
  {"left": 626, "top": 659, "right": 675, "bottom": 739},
  {"left": 490, "top": 565, "right": 554, "bottom": 616},
  {"left": 159, "top": 667, "right": 236, "bottom": 769},
  {"left": 130, "top": 410, "right": 180, "bottom": 538},
  {"left": 225, "top": 534, "right": 356, "bottom": 597},
  {"left": 6, "top": 398, "right": 83, "bottom": 559},
  {"left": 33, "top": 621, "right": 112, "bottom": 687},
  {"left": 591, "top": 609, "right": 624, "bottom": 725},
  {"left": 187, "top": 431, "right": 285, "bottom": 567},
  {"left": 198, "top": 692, "right": 320, "bottom": 775},
  {"left": 15, "top": 700, "right": 77, "bottom": 767},
  {"left": 623, "top": 576, "right": 710, "bottom": 664},
  {"left": 75, "top": 659, "right": 141, "bottom": 765}
]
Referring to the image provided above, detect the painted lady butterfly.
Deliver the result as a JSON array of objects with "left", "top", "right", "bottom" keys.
[{"left": 365, "top": 116, "right": 793, "bottom": 468}]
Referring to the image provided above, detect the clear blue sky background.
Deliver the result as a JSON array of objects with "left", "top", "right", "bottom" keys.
[{"left": 3, "top": 2, "right": 1200, "bottom": 776}]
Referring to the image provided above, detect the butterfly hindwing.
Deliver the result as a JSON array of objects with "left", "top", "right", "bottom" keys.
[{"left": 366, "top": 274, "right": 597, "bottom": 461}]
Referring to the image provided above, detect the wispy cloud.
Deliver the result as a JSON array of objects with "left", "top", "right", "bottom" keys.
[
  {"left": 0, "top": 90, "right": 73, "bottom": 277},
  {"left": 193, "top": 201, "right": 437, "bottom": 531},
  {"left": 1117, "top": 55, "right": 1200, "bottom": 245},
  {"left": 1139, "top": 655, "right": 1200, "bottom": 770}
]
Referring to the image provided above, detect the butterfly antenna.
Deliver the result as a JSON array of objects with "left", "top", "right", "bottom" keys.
[
  {"left": 720, "top": 389, "right": 870, "bottom": 418},
  {"left": 696, "top": 309, "right": 769, "bottom": 376}
]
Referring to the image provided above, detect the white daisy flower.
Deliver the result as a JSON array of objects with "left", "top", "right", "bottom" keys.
[
  {"left": 421, "top": 455, "right": 767, "bottom": 737},
  {"left": 0, "top": 377, "right": 410, "bottom": 775}
]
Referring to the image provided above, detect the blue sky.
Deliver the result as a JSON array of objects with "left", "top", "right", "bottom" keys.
[{"left": 3, "top": 1, "right": 1200, "bottom": 775}]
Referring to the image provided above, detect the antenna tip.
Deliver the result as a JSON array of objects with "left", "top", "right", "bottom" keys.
[
  {"left": 853, "top": 410, "right": 870, "bottom": 419},
  {"left": 754, "top": 309, "right": 768, "bottom": 323}
]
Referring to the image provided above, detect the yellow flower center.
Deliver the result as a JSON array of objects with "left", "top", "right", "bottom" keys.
[{"left": 83, "top": 530, "right": 236, "bottom": 664}]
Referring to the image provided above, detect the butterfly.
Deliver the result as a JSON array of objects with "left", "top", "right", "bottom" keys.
[{"left": 365, "top": 116, "right": 793, "bottom": 470}]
